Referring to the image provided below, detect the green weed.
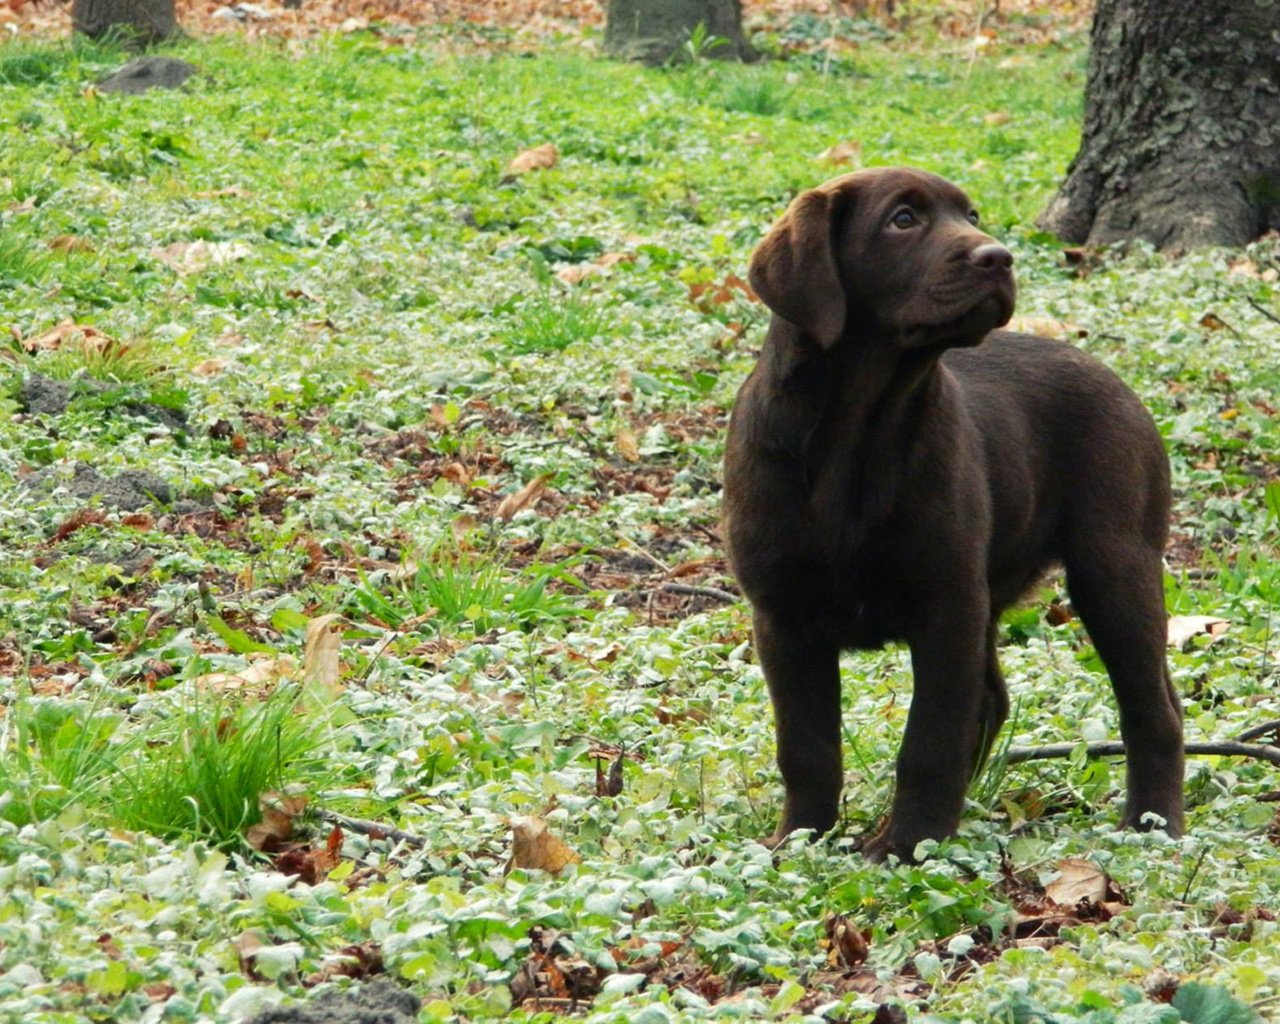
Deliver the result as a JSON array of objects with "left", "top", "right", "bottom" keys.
[
  {"left": 0, "top": 696, "right": 127, "bottom": 827},
  {"left": 109, "top": 685, "right": 327, "bottom": 851},
  {"left": 506, "top": 289, "right": 613, "bottom": 354},
  {"left": 346, "top": 543, "right": 587, "bottom": 635}
]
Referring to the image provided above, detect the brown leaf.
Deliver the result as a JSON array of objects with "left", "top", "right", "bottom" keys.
[
  {"left": 506, "top": 143, "right": 558, "bottom": 176},
  {"left": 616, "top": 429, "right": 641, "bottom": 463},
  {"left": 1045, "top": 857, "right": 1107, "bottom": 908},
  {"left": 555, "top": 263, "right": 601, "bottom": 285},
  {"left": 49, "top": 234, "right": 94, "bottom": 253},
  {"left": 303, "top": 613, "right": 345, "bottom": 696},
  {"left": 22, "top": 319, "right": 123, "bottom": 358},
  {"left": 246, "top": 791, "right": 307, "bottom": 851},
  {"left": 495, "top": 473, "right": 551, "bottom": 520},
  {"left": 48, "top": 508, "right": 109, "bottom": 544},
  {"left": 817, "top": 140, "right": 862, "bottom": 167},
  {"left": 825, "top": 914, "right": 870, "bottom": 967},
  {"left": 1198, "top": 312, "right": 1230, "bottom": 332},
  {"left": 303, "top": 940, "right": 384, "bottom": 987},
  {"left": 192, "top": 358, "right": 229, "bottom": 377},
  {"left": 194, "top": 186, "right": 252, "bottom": 199},
  {"left": 507, "top": 815, "right": 580, "bottom": 874},
  {"left": 984, "top": 110, "right": 1011, "bottom": 126}
]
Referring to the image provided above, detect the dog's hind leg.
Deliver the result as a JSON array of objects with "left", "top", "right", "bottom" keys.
[
  {"left": 1065, "top": 543, "right": 1185, "bottom": 836},
  {"left": 970, "top": 625, "right": 1010, "bottom": 782}
]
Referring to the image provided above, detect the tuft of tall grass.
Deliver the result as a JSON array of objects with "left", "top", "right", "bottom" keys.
[
  {"left": 507, "top": 290, "right": 612, "bottom": 354},
  {"left": 108, "top": 684, "right": 329, "bottom": 851},
  {"left": 0, "top": 697, "right": 126, "bottom": 827},
  {"left": 347, "top": 542, "right": 587, "bottom": 634}
]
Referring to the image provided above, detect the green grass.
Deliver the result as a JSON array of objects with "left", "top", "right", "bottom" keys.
[{"left": 0, "top": 18, "right": 1277, "bottom": 1024}]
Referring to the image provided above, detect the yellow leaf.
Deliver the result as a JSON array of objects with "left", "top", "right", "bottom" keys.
[
  {"left": 616, "top": 429, "right": 641, "bottom": 463},
  {"left": 506, "top": 143, "right": 558, "bottom": 176},
  {"left": 507, "top": 816, "right": 580, "bottom": 874}
]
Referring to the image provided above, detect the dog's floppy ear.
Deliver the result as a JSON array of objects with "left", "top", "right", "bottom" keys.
[{"left": 748, "top": 183, "right": 851, "bottom": 347}]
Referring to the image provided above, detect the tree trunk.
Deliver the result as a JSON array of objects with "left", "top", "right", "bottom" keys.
[
  {"left": 1038, "top": 0, "right": 1280, "bottom": 251},
  {"left": 72, "top": 0, "right": 176, "bottom": 47},
  {"left": 604, "top": 0, "right": 753, "bottom": 66}
]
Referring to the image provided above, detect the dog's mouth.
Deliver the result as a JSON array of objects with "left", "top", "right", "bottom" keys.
[{"left": 901, "top": 276, "right": 1015, "bottom": 346}]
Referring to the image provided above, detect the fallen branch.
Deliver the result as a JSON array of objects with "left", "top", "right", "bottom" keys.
[
  {"left": 658, "top": 582, "right": 738, "bottom": 604},
  {"left": 314, "top": 808, "right": 428, "bottom": 848},
  {"left": 1245, "top": 296, "right": 1280, "bottom": 327},
  {"left": 1235, "top": 719, "right": 1280, "bottom": 744},
  {"left": 1005, "top": 740, "right": 1280, "bottom": 767}
]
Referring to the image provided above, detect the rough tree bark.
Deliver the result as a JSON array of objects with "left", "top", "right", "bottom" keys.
[
  {"left": 72, "top": 0, "right": 177, "bottom": 47},
  {"left": 1038, "top": 0, "right": 1280, "bottom": 250},
  {"left": 604, "top": 0, "right": 753, "bottom": 65}
]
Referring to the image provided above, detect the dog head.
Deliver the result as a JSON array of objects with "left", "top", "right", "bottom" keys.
[{"left": 748, "top": 167, "right": 1016, "bottom": 349}]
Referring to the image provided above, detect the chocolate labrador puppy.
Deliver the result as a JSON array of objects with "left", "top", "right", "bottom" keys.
[{"left": 723, "top": 167, "right": 1184, "bottom": 861}]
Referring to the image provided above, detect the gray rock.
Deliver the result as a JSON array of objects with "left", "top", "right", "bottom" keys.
[
  {"left": 22, "top": 462, "right": 173, "bottom": 511},
  {"left": 244, "top": 979, "right": 421, "bottom": 1024},
  {"left": 19, "top": 372, "right": 187, "bottom": 431},
  {"left": 98, "top": 57, "right": 197, "bottom": 95},
  {"left": 20, "top": 375, "right": 72, "bottom": 416}
]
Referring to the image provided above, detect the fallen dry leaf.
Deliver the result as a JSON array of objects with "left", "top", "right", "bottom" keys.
[
  {"left": 246, "top": 791, "right": 308, "bottom": 851},
  {"left": 817, "top": 139, "right": 862, "bottom": 166},
  {"left": 1045, "top": 858, "right": 1107, "bottom": 907},
  {"left": 984, "top": 110, "right": 1011, "bottom": 126},
  {"left": 495, "top": 473, "right": 551, "bottom": 520},
  {"left": 22, "top": 319, "right": 123, "bottom": 358},
  {"left": 615, "top": 429, "right": 641, "bottom": 463},
  {"left": 825, "top": 914, "right": 870, "bottom": 967},
  {"left": 48, "top": 234, "right": 94, "bottom": 253},
  {"left": 192, "top": 358, "right": 230, "bottom": 377},
  {"left": 1167, "top": 615, "right": 1229, "bottom": 649},
  {"left": 152, "top": 240, "right": 252, "bottom": 276},
  {"left": 506, "top": 142, "right": 558, "bottom": 176},
  {"left": 555, "top": 263, "right": 601, "bottom": 285},
  {"left": 507, "top": 815, "right": 580, "bottom": 874},
  {"left": 303, "top": 613, "right": 345, "bottom": 696},
  {"left": 1007, "top": 316, "right": 1084, "bottom": 340},
  {"left": 193, "top": 655, "right": 297, "bottom": 696}
]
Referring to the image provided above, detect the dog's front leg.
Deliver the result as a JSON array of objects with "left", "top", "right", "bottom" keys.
[
  {"left": 863, "top": 603, "right": 989, "bottom": 862},
  {"left": 753, "top": 609, "right": 842, "bottom": 847}
]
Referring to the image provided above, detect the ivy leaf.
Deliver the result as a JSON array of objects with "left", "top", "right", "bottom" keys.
[{"left": 1171, "top": 983, "right": 1260, "bottom": 1024}]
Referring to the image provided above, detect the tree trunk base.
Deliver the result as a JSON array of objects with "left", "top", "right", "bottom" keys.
[
  {"left": 72, "top": 0, "right": 177, "bottom": 48},
  {"left": 604, "top": 0, "right": 753, "bottom": 66},
  {"left": 1038, "top": 0, "right": 1280, "bottom": 251}
]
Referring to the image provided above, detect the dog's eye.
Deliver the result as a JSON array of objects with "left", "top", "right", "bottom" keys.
[
  {"left": 890, "top": 208, "right": 917, "bottom": 230},
  {"left": 967, "top": 210, "right": 981, "bottom": 226}
]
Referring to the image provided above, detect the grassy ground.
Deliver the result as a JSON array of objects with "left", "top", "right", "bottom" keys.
[{"left": 0, "top": 18, "right": 1278, "bottom": 1024}]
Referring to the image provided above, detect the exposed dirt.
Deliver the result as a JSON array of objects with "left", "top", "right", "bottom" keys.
[{"left": 243, "top": 978, "right": 419, "bottom": 1024}]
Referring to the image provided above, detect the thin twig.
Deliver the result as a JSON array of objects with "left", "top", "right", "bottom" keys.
[
  {"left": 1245, "top": 296, "right": 1280, "bottom": 326},
  {"left": 1235, "top": 719, "right": 1280, "bottom": 744},
  {"left": 658, "top": 582, "right": 739, "bottom": 604},
  {"left": 313, "top": 808, "right": 428, "bottom": 848},
  {"left": 1005, "top": 740, "right": 1280, "bottom": 767}
]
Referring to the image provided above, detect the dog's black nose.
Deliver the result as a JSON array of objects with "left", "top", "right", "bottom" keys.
[{"left": 970, "top": 243, "right": 1014, "bottom": 271}]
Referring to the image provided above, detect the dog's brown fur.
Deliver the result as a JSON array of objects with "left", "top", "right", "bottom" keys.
[{"left": 722, "top": 167, "right": 1184, "bottom": 861}]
